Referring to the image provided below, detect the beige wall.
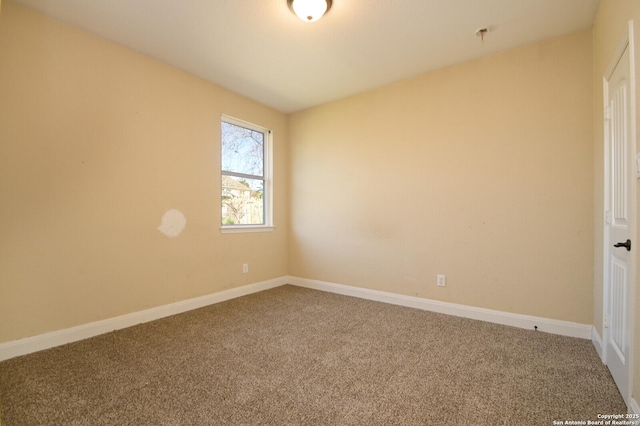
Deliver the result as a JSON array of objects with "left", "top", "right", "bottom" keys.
[
  {"left": 289, "top": 30, "right": 594, "bottom": 324},
  {"left": 1, "top": 4, "right": 3, "bottom": 425},
  {"left": 0, "top": 2, "right": 289, "bottom": 343},
  {"left": 593, "top": 0, "right": 640, "bottom": 410}
]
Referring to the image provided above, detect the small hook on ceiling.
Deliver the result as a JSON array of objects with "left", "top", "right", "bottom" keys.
[{"left": 475, "top": 27, "right": 489, "bottom": 42}]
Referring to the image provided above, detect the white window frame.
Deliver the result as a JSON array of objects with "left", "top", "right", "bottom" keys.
[{"left": 220, "top": 115, "right": 274, "bottom": 233}]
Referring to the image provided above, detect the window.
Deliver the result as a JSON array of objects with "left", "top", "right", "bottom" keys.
[{"left": 220, "top": 116, "right": 272, "bottom": 232}]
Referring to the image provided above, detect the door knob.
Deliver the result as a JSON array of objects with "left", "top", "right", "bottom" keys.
[{"left": 614, "top": 239, "right": 632, "bottom": 251}]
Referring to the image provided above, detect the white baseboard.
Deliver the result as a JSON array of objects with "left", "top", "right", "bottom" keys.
[
  {"left": 630, "top": 396, "right": 640, "bottom": 415},
  {"left": 0, "top": 277, "right": 288, "bottom": 362},
  {"left": 287, "top": 276, "right": 593, "bottom": 339},
  {"left": 0, "top": 275, "right": 595, "bottom": 362},
  {"left": 592, "top": 326, "right": 604, "bottom": 362}
]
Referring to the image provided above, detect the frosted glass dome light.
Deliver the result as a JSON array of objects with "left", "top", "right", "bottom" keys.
[{"left": 288, "top": 0, "right": 332, "bottom": 23}]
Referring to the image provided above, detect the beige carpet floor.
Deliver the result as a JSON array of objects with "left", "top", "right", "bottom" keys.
[{"left": 0, "top": 285, "right": 626, "bottom": 425}]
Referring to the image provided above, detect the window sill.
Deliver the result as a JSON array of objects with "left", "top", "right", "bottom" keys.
[{"left": 220, "top": 225, "right": 275, "bottom": 234}]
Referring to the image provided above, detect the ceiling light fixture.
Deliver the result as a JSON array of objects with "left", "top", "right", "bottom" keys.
[{"left": 287, "top": 0, "right": 332, "bottom": 23}]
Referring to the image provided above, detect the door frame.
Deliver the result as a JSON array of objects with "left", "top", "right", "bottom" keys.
[{"left": 602, "top": 20, "right": 637, "bottom": 406}]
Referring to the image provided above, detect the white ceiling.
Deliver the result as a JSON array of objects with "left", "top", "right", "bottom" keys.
[{"left": 11, "top": 0, "right": 600, "bottom": 113}]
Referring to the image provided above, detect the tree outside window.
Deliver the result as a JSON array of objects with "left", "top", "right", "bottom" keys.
[{"left": 221, "top": 117, "right": 270, "bottom": 228}]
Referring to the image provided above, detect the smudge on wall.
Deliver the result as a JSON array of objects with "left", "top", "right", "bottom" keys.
[{"left": 158, "top": 209, "right": 186, "bottom": 237}]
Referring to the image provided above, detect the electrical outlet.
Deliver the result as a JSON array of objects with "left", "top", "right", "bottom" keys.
[
  {"left": 242, "top": 263, "right": 249, "bottom": 274},
  {"left": 437, "top": 275, "right": 446, "bottom": 287}
]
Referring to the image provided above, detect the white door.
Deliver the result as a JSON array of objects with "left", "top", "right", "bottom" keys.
[{"left": 605, "top": 43, "right": 634, "bottom": 403}]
